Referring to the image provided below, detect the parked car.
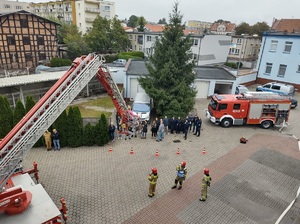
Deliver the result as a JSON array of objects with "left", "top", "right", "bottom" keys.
[
  {"left": 290, "top": 98, "right": 298, "bottom": 109},
  {"left": 112, "top": 59, "right": 127, "bottom": 66},
  {"left": 235, "top": 85, "right": 249, "bottom": 94},
  {"left": 256, "top": 82, "right": 295, "bottom": 96}
]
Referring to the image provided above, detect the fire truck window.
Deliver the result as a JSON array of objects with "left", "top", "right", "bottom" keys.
[
  {"left": 263, "top": 84, "right": 271, "bottom": 89},
  {"left": 233, "top": 104, "right": 240, "bottom": 109},
  {"left": 218, "top": 104, "right": 227, "bottom": 110}
]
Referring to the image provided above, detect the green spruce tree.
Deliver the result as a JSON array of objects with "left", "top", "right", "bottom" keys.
[
  {"left": 138, "top": 2, "right": 196, "bottom": 118},
  {"left": 83, "top": 123, "right": 96, "bottom": 146},
  {"left": 53, "top": 110, "right": 68, "bottom": 147},
  {"left": 0, "top": 96, "right": 13, "bottom": 138},
  {"left": 13, "top": 100, "right": 26, "bottom": 127},
  {"left": 25, "top": 95, "right": 36, "bottom": 113},
  {"left": 95, "top": 114, "right": 109, "bottom": 146},
  {"left": 66, "top": 107, "right": 83, "bottom": 147}
]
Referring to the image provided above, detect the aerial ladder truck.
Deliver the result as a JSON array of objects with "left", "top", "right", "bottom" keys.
[{"left": 0, "top": 53, "right": 139, "bottom": 223}]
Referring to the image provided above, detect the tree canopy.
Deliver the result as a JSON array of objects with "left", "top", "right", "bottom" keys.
[
  {"left": 235, "top": 22, "right": 270, "bottom": 38},
  {"left": 158, "top": 18, "right": 167, "bottom": 24},
  {"left": 137, "top": 16, "right": 147, "bottom": 32},
  {"left": 127, "top": 15, "right": 138, "bottom": 27},
  {"left": 138, "top": 2, "right": 196, "bottom": 118},
  {"left": 85, "top": 16, "right": 130, "bottom": 53}
]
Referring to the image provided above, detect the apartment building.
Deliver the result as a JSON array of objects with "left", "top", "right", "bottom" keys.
[
  {"left": 227, "top": 35, "right": 261, "bottom": 69},
  {"left": 187, "top": 20, "right": 212, "bottom": 33},
  {"left": 30, "top": 0, "right": 75, "bottom": 25},
  {"left": 30, "top": 0, "right": 115, "bottom": 34},
  {"left": 0, "top": 10, "right": 59, "bottom": 70},
  {"left": 256, "top": 31, "right": 300, "bottom": 89},
  {"left": 0, "top": 0, "right": 30, "bottom": 13}
]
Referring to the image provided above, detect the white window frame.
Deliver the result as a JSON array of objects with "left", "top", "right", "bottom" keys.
[
  {"left": 270, "top": 40, "right": 278, "bottom": 52},
  {"left": 265, "top": 63, "right": 272, "bottom": 75},
  {"left": 283, "top": 41, "right": 292, "bottom": 53},
  {"left": 146, "top": 36, "right": 151, "bottom": 41},
  {"left": 277, "top": 64, "right": 287, "bottom": 78},
  {"left": 237, "top": 38, "right": 241, "bottom": 44}
]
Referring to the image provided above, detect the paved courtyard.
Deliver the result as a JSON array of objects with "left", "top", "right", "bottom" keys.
[{"left": 22, "top": 91, "right": 300, "bottom": 224}]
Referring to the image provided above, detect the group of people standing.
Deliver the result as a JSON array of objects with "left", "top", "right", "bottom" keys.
[
  {"left": 148, "top": 161, "right": 212, "bottom": 201},
  {"left": 43, "top": 129, "right": 60, "bottom": 151}
]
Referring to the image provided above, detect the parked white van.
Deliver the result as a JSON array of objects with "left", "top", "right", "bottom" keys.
[
  {"left": 132, "top": 93, "right": 151, "bottom": 121},
  {"left": 256, "top": 82, "right": 295, "bottom": 96}
]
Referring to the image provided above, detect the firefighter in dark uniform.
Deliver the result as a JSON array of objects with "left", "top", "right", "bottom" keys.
[
  {"left": 148, "top": 167, "right": 158, "bottom": 197},
  {"left": 199, "top": 168, "right": 211, "bottom": 201},
  {"left": 171, "top": 161, "right": 187, "bottom": 190}
]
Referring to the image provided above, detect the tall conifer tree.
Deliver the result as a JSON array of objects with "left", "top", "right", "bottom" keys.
[{"left": 138, "top": 2, "right": 196, "bottom": 118}]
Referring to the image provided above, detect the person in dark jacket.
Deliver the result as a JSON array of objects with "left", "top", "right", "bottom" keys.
[
  {"left": 170, "top": 116, "right": 176, "bottom": 134},
  {"left": 184, "top": 119, "right": 189, "bottom": 140},
  {"left": 194, "top": 117, "right": 202, "bottom": 137},
  {"left": 109, "top": 122, "right": 116, "bottom": 142},
  {"left": 52, "top": 129, "right": 60, "bottom": 151},
  {"left": 141, "top": 120, "right": 148, "bottom": 139},
  {"left": 176, "top": 117, "right": 182, "bottom": 134}
]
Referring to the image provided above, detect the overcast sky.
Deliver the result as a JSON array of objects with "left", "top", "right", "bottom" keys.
[{"left": 21, "top": 0, "right": 299, "bottom": 26}]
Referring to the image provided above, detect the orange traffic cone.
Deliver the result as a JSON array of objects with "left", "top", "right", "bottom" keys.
[
  {"left": 202, "top": 147, "right": 206, "bottom": 155},
  {"left": 130, "top": 147, "right": 134, "bottom": 154},
  {"left": 108, "top": 147, "right": 113, "bottom": 152},
  {"left": 176, "top": 148, "right": 180, "bottom": 155},
  {"left": 155, "top": 149, "right": 159, "bottom": 157}
]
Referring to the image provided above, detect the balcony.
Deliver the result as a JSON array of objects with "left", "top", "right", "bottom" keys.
[
  {"left": 85, "top": 18, "right": 94, "bottom": 23},
  {"left": 85, "top": 8, "right": 100, "bottom": 13}
]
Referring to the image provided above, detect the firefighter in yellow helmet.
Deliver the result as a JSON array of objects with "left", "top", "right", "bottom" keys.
[
  {"left": 148, "top": 168, "right": 158, "bottom": 197},
  {"left": 171, "top": 161, "right": 187, "bottom": 190},
  {"left": 199, "top": 168, "right": 212, "bottom": 201}
]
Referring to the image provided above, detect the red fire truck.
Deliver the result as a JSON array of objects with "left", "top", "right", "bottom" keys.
[{"left": 206, "top": 92, "right": 292, "bottom": 129}]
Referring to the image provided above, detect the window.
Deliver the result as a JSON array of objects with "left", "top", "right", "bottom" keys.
[
  {"left": 7, "top": 36, "right": 15, "bottom": 45},
  {"left": 271, "top": 85, "right": 280, "bottom": 90},
  {"left": 39, "top": 52, "right": 46, "bottom": 60},
  {"left": 37, "top": 36, "right": 44, "bottom": 45},
  {"left": 235, "top": 49, "right": 240, "bottom": 55},
  {"left": 147, "top": 36, "right": 151, "bottom": 41},
  {"left": 263, "top": 84, "right": 271, "bottom": 89},
  {"left": 137, "top": 35, "right": 143, "bottom": 45},
  {"left": 20, "top": 19, "right": 28, "bottom": 28},
  {"left": 277, "top": 64, "right": 287, "bottom": 77},
  {"left": 237, "top": 38, "right": 241, "bottom": 44},
  {"left": 4, "top": 5, "right": 11, "bottom": 9},
  {"left": 218, "top": 104, "right": 227, "bottom": 110},
  {"left": 104, "top": 6, "right": 110, "bottom": 11},
  {"left": 25, "top": 53, "right": 32, "bottom": 61},
  {"left": 265, "top": 63, "right": 272, "bottom": 74},
  {"left": 138, "top": 46, "right": 142, "bottom": 51},
  {"left": 233, "top": 104, "right": 240, "bottom": 109},
  {"left": 297, "top": 65, "right": 300, "bottom": 73},
  {"left": 23, "top": 36, "right": 30, "bottom": 45},
  {"left": 193, "top": 39, "right": 198, "bottom": 46},
  {"left": 284, "top": 41, "right": 292, "bottom": 53},
  {"left": 16, "top": 6, "right": 22, "bottom": 9},
  {"left": 129, "top": 35, "right": 132, "bottom": 40},
  {"left": 270, "top": 40, "right": 278, "bottom": 52}
]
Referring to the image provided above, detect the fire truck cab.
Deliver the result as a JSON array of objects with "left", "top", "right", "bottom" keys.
[{"left": 206, "top": 92, "right": 292, "bottom": 129}]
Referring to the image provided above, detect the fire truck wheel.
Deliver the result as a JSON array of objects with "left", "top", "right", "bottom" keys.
[
  {"left": 221, "top": 118, "right": 233, "bottom": 128},
  {"left": 260, "top": 120, "right": 273, "bottom": 129}
]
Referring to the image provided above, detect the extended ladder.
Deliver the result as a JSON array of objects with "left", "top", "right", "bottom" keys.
[
  {"left": 96, "top": 66, "right": 140, "bottom": 136},
  {"left": 0, "top": 53, "right": 105, "bottom": 190}
]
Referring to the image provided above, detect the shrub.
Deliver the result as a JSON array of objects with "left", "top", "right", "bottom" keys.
[
  {"left": 50, "top": 57, "right": 72, "bottom": 67},
  {"left": 83, "top": 123, "right": 96, "bottom": 146}
]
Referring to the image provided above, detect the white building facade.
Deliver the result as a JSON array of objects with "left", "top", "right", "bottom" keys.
[
  {"left": 127, "top": 32, "right": 232, "bottom": 66},
  {"left": 0, "top": 1, "right": 30, "bottom": 13},
  {"left": 256, "top": 32, "right": 300, "bottom": 90}
]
